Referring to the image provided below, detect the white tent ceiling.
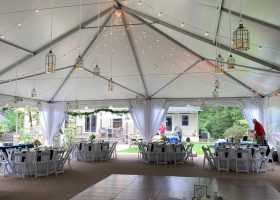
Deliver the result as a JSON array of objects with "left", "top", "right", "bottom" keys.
[{"left": 0, "top": 0, "right": 279, "bottom": 107}]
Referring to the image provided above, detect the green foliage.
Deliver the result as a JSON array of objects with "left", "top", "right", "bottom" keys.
[
  {"left": 19, "top": 129, "right": 31, "bottom": 143},
  {"left": 89, "top": 134, "right": 96, "bottom": 141},
  {"left": 224, "top": 126, "right": 245, "bottom": 138},
  {"left": 67, "top": 108, "right": 129, "bottom": 116},
  {"left": 199, "top": 107, "right": 249, "bottom": 139},
  {"left": 0, "top": 107, "right": 24, "bottom": 133},
  {"left": 63, "top": 116, "right": 80, "bottom": 145}
]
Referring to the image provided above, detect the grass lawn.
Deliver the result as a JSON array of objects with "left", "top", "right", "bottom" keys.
[{"left": 117, "top": 142, "right": 214, "bottom": 155}]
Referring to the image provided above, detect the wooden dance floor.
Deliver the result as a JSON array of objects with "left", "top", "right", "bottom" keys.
[{"left": 70, "top": 174, "right": 280, "bottom": 200}]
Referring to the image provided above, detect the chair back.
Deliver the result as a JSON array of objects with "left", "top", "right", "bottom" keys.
[{"left": 217, "top": 148, "right": 229, "bottom": 159}]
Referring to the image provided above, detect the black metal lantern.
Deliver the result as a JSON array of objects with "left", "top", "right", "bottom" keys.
[
  {"left": 108, "top": 77, "right": 114, "bottom": 92},
  {"left": 45, "top": 50, "right": 56, "bottom": 73},
  {"left": 75, "top": 55, "right": 84, "bottom": 69},
  {"left": 233, "top": 20, "right": 250, "bottom": 51},
  {"left": 215, "top": 80, "right": 220, "bottom": 89},
  {"left": 227, "top": 54, "right": 235, "bottom": 69},
  {"left": 93, "top": 64, "right": 100, "bottom": 75},
  {"left": 212, "top": 89, "right": 219, "bottom": 99},
  {"left": 31, "top": 88, "right": 37, "bottom": 98},
  {"left": 215, "top": 54, "right": 224, "bottom": 74}
]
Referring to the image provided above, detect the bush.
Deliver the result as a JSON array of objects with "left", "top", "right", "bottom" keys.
[{"left": 223, "top": 126, "right": 245, "bottom": 138}]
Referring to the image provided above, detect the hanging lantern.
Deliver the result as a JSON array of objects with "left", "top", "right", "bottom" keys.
[
  {"left": 227, "top": 54, "right": 235, "bottom": 69},
  {"left": 233, "top": 20, "right": 250, "bottom": 51},
  {"left": 108, "top": 78, "right": 114, "bottom": 92},
  {"left": 31, "top": 88, "right": 37, "bottom": 98},
  {"left": 200, "top": 100, "right": 207, "bottom": 109},
  {"left": 212, "top": 89, "right": 219, "bottom": 99},
  {"left": 215, "top": 80, "right": 220, "bottom": 89},
  {"left": 215, "top": 54, "right": 224, "bottom": 74},
  {"left": 75, "top": 55, "right": 84, "bottom": 69},
  {"left": 93, "top": 64, "right": 100, "bottom": 75},
  {"left": 45, "top": 50, "right": 56, "bottom": 73},
  {"left": 115, "top": 9, "right": 122, "bottom": 17}
]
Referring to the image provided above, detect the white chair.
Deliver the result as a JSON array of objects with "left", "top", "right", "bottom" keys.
[
  {"left": 234, "top": 149, "right": 250, "bottom": 173},
  {"left": 83, "top": 143, "right": 94, "bottom": 162},
  {"left": 48, "top": 150, "right": 58, "bottom": 175},
  {"left": 217, "top": 148, "right": 230, "bottom": 172},
  {"left": 202, "top": 146, "right": 216, "bottom": 169},
  {"left": 12, "top": 152, "right": 29, "bottom": 179},
  {"left": 33, "top": 151, "right": 50, "bottom": 178},
  {"left": 54, "top": 150, "right": 65, "bottom": 175},
  {"left": 56, "top": 147, "right": 72, "bottom": 174},
  {"left": 0, "top": 150, "right": 13, "bottom": 177},
  {"left": 156, "top": 144, "right": 168, "bottom": 165},
  {"left": 6, "top": 148, "right": 16, "bottom": 161},
  {"left": 100, "top": 143, "right": 110, "bottom": 161},
  {"left": 250, "top": 148, "right": 267, "bottom": 173},
  {"left": 173, "top": 144, "right": 185, "bottom": 165},
  {"left": 105, "top": 142, "right": 117, "bottom": 160},
  {"left": 265, "top": 147, "right": 275, "bottom": 170}
]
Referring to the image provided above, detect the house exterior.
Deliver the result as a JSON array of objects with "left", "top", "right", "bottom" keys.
[
  {"left": 72, "top": 106, "right": 200, "bottom": 142},
  {"left": 165, "top": 106, "right": 200, "bottom": 142}
]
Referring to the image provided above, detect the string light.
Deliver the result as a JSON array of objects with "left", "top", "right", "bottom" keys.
[
  {"left": 0, "top": 34, "right": 3, "bottom": 39},
  {"left": 31, "top": 88, "right": 37, "bottom": 98},
  {"left": 204, "top": 31, "right": 208, "bottom": 36},
  {"left": 158, "top": 11, "right": 162, "bottom": 17},
  {"left": 35, "top": 9, "right": 39, "bottom": 13},
  {"left": 17, "top": 22, "right": 21, "bottom": 27},
  {"left": 138, "top": 0, "right": 142, "bottom": 5},
  {"left": 115, "top": 9, "right": 122, "bottom": 17},
  {"left": 258, "top": 46, "right": 262, "bottom": 51},
  {"left": 181, "top": 22, "right": 185, "bottom": 27}
]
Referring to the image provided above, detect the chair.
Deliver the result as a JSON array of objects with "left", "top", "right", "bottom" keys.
[
  {"left": 202, "top": 146, "right": 216, "bottom": 169},
  {"left": 104, "top": 142, "right": 117, "bottom": 160},
  {"left": 83, "top": 143, "right": 94, "bottom": 162},
  {"left": 265, "top": 147, "right": 275, "bottom": 170},
  {"left": 184, "top": 143, "right": 193, "bottom": 163},
  {"left": 6, "top": 148, "right": 16, "bottom": 161},
  {"left": 0, "top": 150, "right": 13, "bottom": 177},
  {"left": 100, "top": 143, "right": 110, "bottom": 161},
  {"left": 156, "top": 144, "right": 168, "bottom": 165},
  {"left": 207, "top": 145, "right": 216, "bottom": 156},
  {"left": 217, "top": 148, "right": 230, "bottom": 172},
  {"left": 250, "top": 148, "right": 267, "bottom": 173},
  {"left": 12, "top": 152, "right": 30, "bottom": 179},
  {"left": 53, "top": 150, "right": 65, "bottom": 175},
  {"left": 33, "top": 151, "right": 50, "bottom": 178},
  {"left": 173, "top": 144, "right": 185, "bottom": 165},
  {"left": 234, "top": 149, "right": 250, "bottom": 173}
]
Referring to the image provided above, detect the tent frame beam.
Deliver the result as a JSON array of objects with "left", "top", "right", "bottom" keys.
[
  {"left": 49, "top": 11, "right": 114, "bottom": 102},
  {"left": 120, "top": 11, "right": 149, "bottom": 98},
  {"left": 0, "top": 7, "right": 112, "bottom": 77},
  {"left": 213, "top": 0, "right": 223, "bottom": 44},
  {"left": 221, "top": 7, "right": 280, "bottom": 32},
  {"left": 120, "top": 5, "right": 280, "bottom": 72},
  {"left": 83, "top": 67, "right": 146, "bottom": 98},
  {"left": 124, "top": 8, "right": 263, "bottom": 98},
  {"left": 0, "top": 39, "right": 34, "bottom": 54},
  {"left": 0, "top": 65, "right": 73, "bottom": 85},
  {"left": 149, "top": 60, "right": 201, "bottom": 98}
]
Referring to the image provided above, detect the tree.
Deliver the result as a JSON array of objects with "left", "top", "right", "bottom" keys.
[
  {"left": 199, "top": 107, "right": 249, "bottom": 139},
  {"left": 0, "top": 107, "right": 24, "bottom": 133}
]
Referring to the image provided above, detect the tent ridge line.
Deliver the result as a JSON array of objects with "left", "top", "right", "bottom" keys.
[
  {"left": 149, "top": 59, "right": 202, "bottom": 98},
  {"left": 123, "top": 9, "right": 263, "bottom": 98},
  {"left": 120, "top": 10, "right": 149, "bottom": 98},
  {"left": 0, "top": 7, "right": 112, "bottom": 77},
  {"left": 120, "top": 5, "right": 280, "bottom": 72}
]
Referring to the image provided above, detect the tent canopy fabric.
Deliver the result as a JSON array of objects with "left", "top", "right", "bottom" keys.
[{"left": 0, "top": 0, "right": 279, "bottom": 107}]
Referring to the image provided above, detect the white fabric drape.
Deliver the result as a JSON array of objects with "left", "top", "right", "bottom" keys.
[
  {"left": 239, "top": 98, "right": 263, "bottom": 129},
  {"left": 128, "top": 99, "right": 169, "bottom": 141},
  {"left": 39, "top": 102, "right": 67, "bottom": 146}
]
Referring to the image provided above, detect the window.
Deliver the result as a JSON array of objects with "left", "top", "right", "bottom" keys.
[
  {"left": 113, "top": 118, "right": 122, "bottom": 128},
  {"left": 166, "top": 116, "right": 172, "bottom": 131},
  {"left": 85, "top": 115, "right": 97, "bottom": 132},
  {"left": 181, "top": 115, "right": 189, "bottom": 126}
]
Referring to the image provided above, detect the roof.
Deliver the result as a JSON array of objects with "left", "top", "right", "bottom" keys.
[{"left": 0, "top": 0, "right": 279, "bottom": 107}]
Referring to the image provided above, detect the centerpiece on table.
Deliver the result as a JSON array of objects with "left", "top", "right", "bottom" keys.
[
  {"left": 89, "top": 134, "right": 96, "bottom": 143},
  {"left": 32, "top": 139, "right": 41, "bottom": 148}
]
